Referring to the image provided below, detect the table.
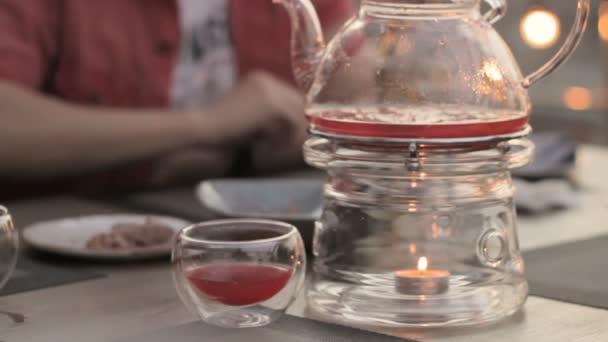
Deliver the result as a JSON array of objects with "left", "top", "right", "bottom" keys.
[{"left": 1, "top": 145, "right": 607, "bottom": 342}]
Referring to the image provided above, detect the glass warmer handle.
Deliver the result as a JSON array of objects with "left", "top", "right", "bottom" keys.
[{"left": 521, "top": 0, "right": 591, "bottom": 88}]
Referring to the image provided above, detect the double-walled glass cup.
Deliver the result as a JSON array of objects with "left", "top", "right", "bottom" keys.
[{"left": 172, "top": 220, "right": 306, "bottom": 328}]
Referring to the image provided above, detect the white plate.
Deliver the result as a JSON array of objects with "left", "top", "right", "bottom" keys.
[
  {"left": 22, "top": 214, "right": 190, "bottom": 260},
  {"left": 196, "top": 178, "right": 323, "bottom": 221}
]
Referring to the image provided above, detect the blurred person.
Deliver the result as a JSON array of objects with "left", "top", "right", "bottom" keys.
[{"left": 0, "top": 0, "right": 353, "bottom": 199}]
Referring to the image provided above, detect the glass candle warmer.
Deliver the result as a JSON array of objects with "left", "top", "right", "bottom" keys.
[{"left": 304, "top": 137, "right": 534, "bottom": 327}]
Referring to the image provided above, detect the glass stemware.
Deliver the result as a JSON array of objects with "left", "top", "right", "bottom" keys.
[{"left": 0, "top": 206, "right": 18, "bottom": 291}]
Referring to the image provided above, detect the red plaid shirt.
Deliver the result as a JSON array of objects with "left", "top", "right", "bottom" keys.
[{"left": 0, "top": 0, "right": 352, "bottom": 197}]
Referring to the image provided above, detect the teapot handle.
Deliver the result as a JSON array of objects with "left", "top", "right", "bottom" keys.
[
  {"left": 483, "top": 0, "right": 507, "bottom": 25},
  {"left": 521, "top": 0, "right": 591, "bottom": 88}
]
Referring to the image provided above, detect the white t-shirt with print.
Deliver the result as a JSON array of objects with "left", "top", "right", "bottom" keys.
[{"left": 171, "top": 0, "right": 237, "bottom": 109}]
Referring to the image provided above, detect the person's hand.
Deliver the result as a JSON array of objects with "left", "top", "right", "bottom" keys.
[
  {"left": 201, "top": 71, "right": 308, "bottom": 146},
  {"left": 251, "top": 119, "right": 309, "bottom": 172}
]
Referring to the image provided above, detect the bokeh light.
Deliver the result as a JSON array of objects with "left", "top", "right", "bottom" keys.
[
  {"left": 521, "top": 8, "right": 561, "bottom": 49},
  {"left": 563, "top": 87, "right": 592, "bottom": 111},
  {"left": 599, "top": 3, "right": 608, "bottom": 42},
  {"left": 483, "top": 61, "right": 504, "bottom": 82}
]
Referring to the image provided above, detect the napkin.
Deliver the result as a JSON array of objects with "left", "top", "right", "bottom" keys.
[{"left": 513, "top": 132, "right": 579, "bottom": 214}]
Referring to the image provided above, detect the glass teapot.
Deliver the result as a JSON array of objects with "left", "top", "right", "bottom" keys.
[{"left": 275, "top": 0, "right": 590, "bottom": 140}]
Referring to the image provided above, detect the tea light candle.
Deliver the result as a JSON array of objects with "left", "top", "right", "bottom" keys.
[{"left": 395, "top": 257, "right": 450, "bottom": 295}]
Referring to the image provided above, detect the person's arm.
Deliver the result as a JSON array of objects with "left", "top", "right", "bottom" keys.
[
  {"left": 0, "top": 71, "right": 309, "bottom": 182},
  {"left": 0, "top": 81, "right": 220, "bottom": 180}
]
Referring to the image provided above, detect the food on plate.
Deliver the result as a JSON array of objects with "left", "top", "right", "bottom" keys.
[{"left": 86, "top": 218, "right": 174, "bottom": 250}]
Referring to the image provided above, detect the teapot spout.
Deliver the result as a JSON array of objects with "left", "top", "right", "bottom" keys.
[{"left": 274, "top": 0, "right": 326, "bottom": 91}]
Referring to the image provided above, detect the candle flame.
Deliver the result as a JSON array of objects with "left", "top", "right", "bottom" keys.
[{"left": 418, "top": 257, "right": 428, "bottom": 272}]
